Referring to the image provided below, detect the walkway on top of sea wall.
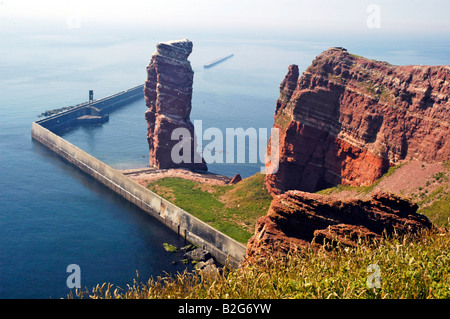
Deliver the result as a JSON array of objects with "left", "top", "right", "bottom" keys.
[
  {"left": 31, "top": 85, "right": 247, "bottom": 268},
  {"left": 36, "top": 85, "right": 144, "bottom": 131}
]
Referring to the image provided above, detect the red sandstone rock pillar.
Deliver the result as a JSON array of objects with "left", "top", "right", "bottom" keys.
[{"left": 144, "top": 39, "right": 207, "bottom": 171}]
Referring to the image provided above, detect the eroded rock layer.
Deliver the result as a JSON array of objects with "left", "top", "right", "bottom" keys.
[
  {"left": 144, "top": 39, "right": 207, "bottom": 171},
  {"left": 245, "top": 190, "right": 433, "bottom": 260},
  {"left": 266, "top": 47, "right": 450, "bottom": 195}
]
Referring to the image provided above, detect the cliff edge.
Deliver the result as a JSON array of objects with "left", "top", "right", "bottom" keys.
[{"left": 246, "top": 190, "right": 434, "bottom": 260}]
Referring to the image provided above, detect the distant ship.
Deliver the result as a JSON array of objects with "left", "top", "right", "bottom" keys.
[{"left": 203, "top": 54, "right": 234, "bottom": 69}]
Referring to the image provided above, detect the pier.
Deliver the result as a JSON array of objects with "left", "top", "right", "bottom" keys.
[
  {"left": 36, "top": 84, "right": 144, "bottom": 132},
  {"left": 203, "top": 54, "right": 234, "bottom": 69}
]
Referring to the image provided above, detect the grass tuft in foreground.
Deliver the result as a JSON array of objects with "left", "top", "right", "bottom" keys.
[{"left": 75, "top": 229, "right": 449, "bottom": 299}]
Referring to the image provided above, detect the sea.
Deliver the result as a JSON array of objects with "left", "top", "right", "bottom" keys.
[{"left": 1, "top": 22, "right": 449, "bottom": 298}]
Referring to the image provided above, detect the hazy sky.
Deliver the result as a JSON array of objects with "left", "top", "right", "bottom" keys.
[{"left": 1, "top": 0, "right": 449, "bottom": 35}]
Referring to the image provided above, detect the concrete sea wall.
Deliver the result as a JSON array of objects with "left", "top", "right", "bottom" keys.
[
  {"left": 31, "top": 88, "right": 247, "bottom": 268},
  {"left": 37, "top": 85, "right": 144, "bottom": 131}
]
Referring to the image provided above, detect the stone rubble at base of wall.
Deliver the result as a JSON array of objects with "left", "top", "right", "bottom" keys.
[{"left": 31, "top": 120, "right": 246, "bottom": 268}]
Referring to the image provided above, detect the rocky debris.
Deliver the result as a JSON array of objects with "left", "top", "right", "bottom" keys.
[
  {"left": 265, "top": 47, "right": 450, "bottom": 195},
  {"left": 183, "top": 248, "right": 221, "bottom": 276},
  {"left": 229, "top": 174, "right": 242, "bottom": 184},
  {"left": 162, "top": 244, "right": 219, "bottom": 270},
  {"left": 183, "top": 248, "right": 212, "bottom": 262},
  {"left": 194, "top": 258, "right": 221, "bottom": 276},
  {"left": 245, "top": 190, "right": 434, "bottom": 260},
  {"left": 180, "top": 244, "right": 197, "bottom": 252},
  {"left": 144, "top": 39, "right": 207, "bottom": 171},
  {"left": 195, "top": 258, "right": 215, "bottom": 270}
]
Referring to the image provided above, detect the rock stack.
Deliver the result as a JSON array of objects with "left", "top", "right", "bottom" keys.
[{"left": 144, "top": 39, "right": 207, "bottom": 171}]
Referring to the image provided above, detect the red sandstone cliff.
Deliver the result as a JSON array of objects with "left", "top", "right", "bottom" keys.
[
  {"left": 144, "top": 39, "right": 207, "bottom": 171},
  {"left": 266, "top": 47, "right": 450, "bottom": 195}
]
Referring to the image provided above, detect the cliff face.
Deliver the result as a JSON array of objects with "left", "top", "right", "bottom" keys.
[
  {"left": 144, "top": 39, "right": 207, "bottom": 171},
  {"left": 246, "top": 190, "right": 433, "bottom": 260},
  {"left": 266, "top": 47, "right": 450, "bottom": 195}
]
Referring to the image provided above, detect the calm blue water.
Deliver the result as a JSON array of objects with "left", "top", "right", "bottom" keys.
[{"left": 1, "top": 24, "right": 449, "bottom": 298}]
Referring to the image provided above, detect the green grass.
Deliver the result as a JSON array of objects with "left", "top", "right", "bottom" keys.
[
  {"left": 146, "top": 173, "right": 273, "bottom": 243},
  {"left": 349, "top": 53, "right": 363, "bottom": 59},
  {"left": 75, "top": 229, "right": 449, "bottom": 299},
  {"left": 316, "top": 183, "right": 358, "bottom": 196},
  {"left": 274, "top": 108, "right": 293, "bottom": 130},
  {"left": 317, "top": 163, "right": 405, "bottom": 196},
  {"left": 316, "top": 162, "right": 450, "bottom": 229},
  {"left": 418, "top": 192, "right": 450, "bottom": 228}
]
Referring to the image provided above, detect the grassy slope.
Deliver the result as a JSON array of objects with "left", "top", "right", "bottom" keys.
[
  {"left": 419, "top": 192, "right": 450, "bottom": 227},
  {"left": 417, "top": 162, "right": 450, "bottom": 227},
  {"left": 147, "top": 161, "right": 449, "bottom": 242},
  {"left": 316, "top": 164, "right": 405, "bottom": 196},
  {"left": 146, "top": 173, "right": 272, "bottom": 243},
  {"left": 317, "top": 162, "right": 450, "bottom": 228},
  {"left": 77, "top": 230, "right": 449, "bottom": 299}
]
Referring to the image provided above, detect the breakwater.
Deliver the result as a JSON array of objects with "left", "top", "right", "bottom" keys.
[
  {"left": 31, "top": 86, "right": 247, "bottom": 268},
  {"left": 204, "top": 54, "right": 234, "bottom": 69},
  {"left": 37, "top": 85, "right": 144, "bottom": 131}
]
